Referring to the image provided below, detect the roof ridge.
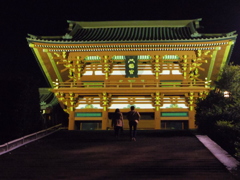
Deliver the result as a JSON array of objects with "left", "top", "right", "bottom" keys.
[{"left": 67, "top": 19, "right": 202, "bottom": 29}]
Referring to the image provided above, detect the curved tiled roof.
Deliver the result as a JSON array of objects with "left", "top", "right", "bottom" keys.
[
  {"left": 67, "top": 19, "right": 199, "bottom": 41},
  {"left": 27, "top": 19, "right": 237, "bottom": 42},
  {"left": 71, "top": 26, "right": 193, "bottom": 41}
]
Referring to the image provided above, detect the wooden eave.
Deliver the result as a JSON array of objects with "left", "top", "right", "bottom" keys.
[
  {"left": 26, "top": 34, "right": 237, "bottom": 44},
  {"left": 28, "top": 37, "right": 235, "bottom": 50}
]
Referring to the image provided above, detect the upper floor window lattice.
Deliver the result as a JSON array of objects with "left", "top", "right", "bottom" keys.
[
  {"left": 162, "top": 55, "right": 180, "bottom": 60},
  {"left": 112, "top": 55, "right": 152, "bottom": 60},
  {"left": 84, "top": 56, "right": 101, "bottom": 60}
]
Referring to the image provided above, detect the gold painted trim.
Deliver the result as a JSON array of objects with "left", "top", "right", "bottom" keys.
[
  {"left": 35, "top": 42, "right": 228, "bottom": 49},
  {"left": 46, "top": 52, "right": 63, "bottom": 82},
  {"left": 207, "top": 47, "right": 220, "bottom": 80},
  {"left": 32, "top": 48, "right": 53, "bottom": 87},
  {"left": 217, "top": 41, "right": 234, "bottom": 80},
  {"left": 29, "top": 43, "right": 34, "bottom": 48}
]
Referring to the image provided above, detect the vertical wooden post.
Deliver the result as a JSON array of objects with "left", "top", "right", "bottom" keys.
[
  {"left": 101, "top": 92, "right": 110, "bottom": 130},
  {"left": 189, "top": 110, "right": 196, "bottom": 129},
  {"left": 68, "top": 110, "right": 75, "bottom": 130},
  {"left": 102, "top": 110, "right": 108, "bottom": 130},
  {"left": 67, "top": 93, "right": 76, "bottom": 130},
  {"left": 154, "top": 55, "right": 160, "bottom": 80},
  {"left": 182, "top": 55, "right": 188, "bottom": 79},
  {"left": 103, "top": 55, "right": 110, "bottom": 80},
  {"left": 153, "top": 92, "right": 161, "bottom": 129},
  {"left": 188, "top": 92, "right": 196, "bottom": 129},
  {"left": 75, "top": 56, "right": 84, "bottom": 81},
  {"left": 155, "top": 110, "right": 161, "bottom": 129}
]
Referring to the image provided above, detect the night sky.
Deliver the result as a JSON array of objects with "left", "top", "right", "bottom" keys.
[{"left": 1, "top": 0, "right": 240, "bottom": 87}]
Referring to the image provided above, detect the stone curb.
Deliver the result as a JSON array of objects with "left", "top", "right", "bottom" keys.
[{"left": 196, "top": 135, "right": 240, "bottom": 172}]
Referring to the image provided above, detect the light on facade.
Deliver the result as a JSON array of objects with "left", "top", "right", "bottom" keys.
[{"left": 224, "top": 91, "right": 230, "bottom": 97}]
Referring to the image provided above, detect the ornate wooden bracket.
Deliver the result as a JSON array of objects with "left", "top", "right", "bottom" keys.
[
  {"left": 153, "top": 55, "right": 162, "bottom": 79},
  {"left": 180, "top": 55, "right": 189, "bottom": 80},
  {"left": 151, "top": 92, "right": 163, "bottom": 111},
  {"left": 189, "top": 50, "right": 208, "bottom": 83},
  {"left": 74, "top": 56, "right": 85, "bottom": 81},
  {"left": 54, "top": 92, "right": 79, "bottom": 113},
  {"left": 52, "top": 51, "right": 75, "bottom": 82},
  {"left": 99, "top": 92, "right": 111, "bottom": 111},
  {"left": 185, "top": 92, "right": 195, "bottom": 111},
  {"left": 102, "top": 55, "right": 113, "bottom": 80}
]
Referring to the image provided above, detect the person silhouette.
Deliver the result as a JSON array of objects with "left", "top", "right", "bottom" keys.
[
  {"left": 112, "top": 108, "right": 123, "bottom": 139},
  {"left": 127, "top": 106, "right": 140, "bottom": 141}
]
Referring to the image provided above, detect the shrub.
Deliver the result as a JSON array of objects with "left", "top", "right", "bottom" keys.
[{"left": 207, "top": 121, "right": 237, "bottom": 156}]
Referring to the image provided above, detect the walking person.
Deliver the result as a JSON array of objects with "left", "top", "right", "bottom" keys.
[
  {"left": 112, "top": 109, "right": 124, "bottom": 139},
  {"left": 127, "top": 106, "right": 140, "bottom": 141}
]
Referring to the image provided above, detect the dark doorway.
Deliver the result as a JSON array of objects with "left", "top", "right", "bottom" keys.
[
  {"left": 161, "top": 120, "right": 188, "bottom": 130},
  {"left": 75, "top": 121, "right": 102, "bottom": 130}
]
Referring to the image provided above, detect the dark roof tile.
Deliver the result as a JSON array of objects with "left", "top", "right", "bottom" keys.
[
  {"left": 71, "top": 27, "right": 195, "bottom": 41},
  {"left": 27, "top": 20, "right": 237, "bottom": 42}
]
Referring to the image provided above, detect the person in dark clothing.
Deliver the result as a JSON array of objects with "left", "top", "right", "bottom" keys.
[
  {"left": 112, "top": 109, "right": 124, "bottom": 138},
  {"left": 127, "top": 106, "right": 140, "bottom": 141}
]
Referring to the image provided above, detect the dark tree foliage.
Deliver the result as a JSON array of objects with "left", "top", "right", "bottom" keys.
[
  {"left": 195, "top": 90, "right": 226, "bottom": 133},
  {"left": 215, "top": 64, "right": 240, "bottom": 97},
  {"left": 196, "top": 64, "right": 240, "bottom": 130},
  {"left": 215, "top": 64, "right": 240, "bottom": 124},
  {"left": 0, "top": 72, "right": 42, "bottom": 144},
  {"left": 195, "top": 64, "right": 240, "bottom": 158}
]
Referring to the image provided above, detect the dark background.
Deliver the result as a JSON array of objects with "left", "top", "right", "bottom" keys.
[{"left": 1, "top": 0, "right": 240, "bottom": 87}]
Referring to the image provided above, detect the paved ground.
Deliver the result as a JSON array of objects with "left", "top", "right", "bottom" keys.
[{"left": 0, "top": 130, "right": 239, "bottom": 180}]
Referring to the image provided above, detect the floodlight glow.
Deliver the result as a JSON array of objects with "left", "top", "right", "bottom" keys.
[
  {"left": 84, "top": 71, "right": 93, "bottom": 75},
  {"left": 110, "top": 70, "right": 125, "bottom": 75},
  {"left": 109, "top": 104, "right": 154, "bottom": 109},
  {"left": 172, "top": 70, "right": 182, "bottom": 75},
  {"left": 95, "top": 71, "right": 105, "bottom": 75},
  {"left": 76, "top": 104, "right": 103, "bottom": 109},
  {"left": 161, "top": 104, "right": 188, "bottom": 109},
  {"left": 138, "top": 70, "right": 154, "bottom": 75},
  {"left": 160, "top": 70, "right": 170, "bottom": 75}
]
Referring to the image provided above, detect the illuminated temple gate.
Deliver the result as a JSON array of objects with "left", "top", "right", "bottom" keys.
[{"left": 27, "top": 19, "right": 237, "bottom": 130}]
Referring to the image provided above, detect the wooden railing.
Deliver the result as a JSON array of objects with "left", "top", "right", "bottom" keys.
[
  {"left": 54, "top": 81, "right": 209, "bottom": 89},
  {"left": 0, "top": 124, "right": 61, "bottom": 156}
]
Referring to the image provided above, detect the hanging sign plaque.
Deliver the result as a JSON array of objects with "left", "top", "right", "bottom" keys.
[{"left": 125, "top": 56, "right": 138, "bottom": 78}]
